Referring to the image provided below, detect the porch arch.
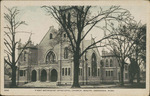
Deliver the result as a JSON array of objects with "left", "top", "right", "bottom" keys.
[
  {"left": 41, "top": 69, "right": 47, "bottom": 82},
  {"left": 31, "top": 70, "right": 37, "bottom": 82},
  {"left": 51, "top": 69, "right": 58, "bottom": 82}
]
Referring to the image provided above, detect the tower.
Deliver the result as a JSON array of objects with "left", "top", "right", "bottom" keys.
[{"left": 17, "top": 41, "right": 38, "bottom": 83}]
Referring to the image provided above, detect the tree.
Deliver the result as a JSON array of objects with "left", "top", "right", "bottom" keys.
[
  {"left": 127, "top": 23, "right": 146, "bottom": 84},
  {"left": 42, "top": 6, "right": 132, "bottom": 88},
  {"left": 104, "top": 22, "right": 134, "bottom": 86},
  {"left": 128, "top": 57, "right": 140, "bottom": 84},
  {"left": 106, "top": 21, "right": 146, "bottom": 86},
  {"left": 4, "top": 7, "right": 31, "bottom": 87}
]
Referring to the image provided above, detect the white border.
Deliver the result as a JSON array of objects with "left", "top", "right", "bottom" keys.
[{"left": 1, "top": 1, "right": 150, "bottom": 96}]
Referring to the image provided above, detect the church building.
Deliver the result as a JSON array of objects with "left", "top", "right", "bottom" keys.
[{"left": 17, "top": 26, "right": 129, "bottom": 86}]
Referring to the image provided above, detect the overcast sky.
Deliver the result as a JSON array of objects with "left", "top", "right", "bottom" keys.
[
  {"left": 7, "top": 5, "right": 146, "bottom": 45},
  {"left": 2, "top": 1, "right": 148, "bottom": 56}
]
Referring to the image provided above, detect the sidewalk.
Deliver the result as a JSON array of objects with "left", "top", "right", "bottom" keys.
[
  {"left": 20, "top": 82, "right": 60, "bottom": 88},
  {"left": 19, "top": 82, "right": 117, "bottom": 88},
  {"left": 18, "top": 82, "right": 145, "bottom": 88},
  {"left": 81, "top": 84, "right": 117, "bottom": 88}
]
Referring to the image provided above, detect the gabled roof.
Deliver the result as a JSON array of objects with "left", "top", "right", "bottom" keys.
[{"left": 38, "top": 26, "right": 57, "bottom": 46}]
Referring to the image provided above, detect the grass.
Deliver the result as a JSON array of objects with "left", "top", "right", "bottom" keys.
[{"left": 112, "top": 82, "right": 146, "bottom": 88}]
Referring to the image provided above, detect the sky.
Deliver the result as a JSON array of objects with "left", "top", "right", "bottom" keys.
[
  {"left": 2, "top": 4, "right": 147, "bottom": 56},
  {"left": 11, "top": 5, "right": 147, "bottom": 44}
]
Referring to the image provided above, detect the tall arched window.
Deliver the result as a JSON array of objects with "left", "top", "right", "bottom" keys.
[
  {"left": 100, "top": 60, "right": 104, "bottom": 67},
  {"left": 64, "top": 47, "right": 68, "bottom": 59},
  {"left": 46, "top": 51, "right": 56, "bottom": 63},
  {"left": 110, "top": 59, "right": 113, "bottom": 67},
  {"left": 106, "top": 59, "right": 109, "bottom": 67},
  {"left": 50, "top": 33, "right": 53, "bottom": 39},
  {"left": 91, "top": 53, "right": 97, "bottom": 76},
  {"left": 24, "top": 51, "right": 26, "bottom": 61}
]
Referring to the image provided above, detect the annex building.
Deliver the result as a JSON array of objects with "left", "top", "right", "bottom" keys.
[{"left": 17, "top": 26, "right": 129, "bottom": 86}]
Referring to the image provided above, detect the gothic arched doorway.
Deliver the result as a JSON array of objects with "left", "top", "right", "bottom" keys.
[
  {"left": 41, "top": 69, "right": 47, "bottom": 82},
  {"left": 51, "top": 69, "right": 57, "bottom": 82},
  {"left": 32, "top": 70, "right": 37, "bottom": 82}
]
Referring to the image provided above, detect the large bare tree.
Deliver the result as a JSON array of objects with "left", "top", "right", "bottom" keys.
[
  {"left": 42, "top": 6, "right": 132, "bottom": 88},
  {"left": 105, "top": 21, "right": 146, "bottom": 85},
  {"left": 127, "top": 23, "right": 146, "bottom": 84},
  {"left": 4, "top": 7, "right": 31, "bottom": 87}
]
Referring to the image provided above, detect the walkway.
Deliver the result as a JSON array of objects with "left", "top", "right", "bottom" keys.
[
  {"left": 20, "top": 82, "right": 117, "bottom": 88},
  {"left": 21, "top": 82, "right": 60, "bottom": 88}
]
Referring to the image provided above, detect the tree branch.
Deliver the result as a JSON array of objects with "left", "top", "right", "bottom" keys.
[
  {"left": 80, "top": 33, "right": 119, "bottom": 58},
  {"left": 4, "top": 58, "right": 12, "bottom": 67}
]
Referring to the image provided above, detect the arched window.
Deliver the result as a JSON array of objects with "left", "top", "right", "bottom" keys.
[
  {"left": 100, "top": 60, "right": 104, "bottom": 67},
  {"left": 62, "top": 68, "right": 64, "bottom": 76},
  {"left": 50, "top": 33, "right": 53, "bottom": 39},
  {"left": 64, "top": 47, "right": 68, "bottom": 59},
  {"left": 46, "top": 51, "right": 56, "bottom": 63},
  {"left": 98, "top": 69, "right": 100, "bottom": 76},
  {"left": 24, "top": 51, "right": 26, "bottom": 61},
  {"left": 64, "top": 34, "right": 66, "bottom": 38},
  {"left": 110, "top": 59, "right": 113, "bottom": 67},
  {"left": 91, "top": 53, "right": 97, "bottom": 76},
  {"left": 88, "top": 67, "right": 90, "bottom": 76},
  {"left": 125, "top": 65, "right": 128, "bottom": 71},
  {"left": 106, "top": 59, "right": 109, "bottom": 67}
]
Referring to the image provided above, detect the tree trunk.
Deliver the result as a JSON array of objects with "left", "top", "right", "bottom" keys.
[
  {"left": 135, "top": 39, "right": 140, "bottom": 84},
  {"left": 129, "top": 73, "right": 134, "bottom": 84},
  {"left": 11, "top": 66, "right": 17, "bottom": 87},
  {"left": 71, "top": 53, "right": 80, "bottom": 88},
  {"left": 120, "top": 65, "right": 124, "bottom": 86},
  {"left": 137, "top": 67, "right": 140, "bottom": 84},
  {"left": 129, "top": 64, "right": 133, "bottom": 84}
]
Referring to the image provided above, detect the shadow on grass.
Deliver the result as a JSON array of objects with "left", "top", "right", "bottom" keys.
[{"left": 113, "top": 82, "right": 146, "bottom": 88}]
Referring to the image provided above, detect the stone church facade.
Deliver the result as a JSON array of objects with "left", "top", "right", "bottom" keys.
[{"left": 17, "top": 26, "right": 129, "bottom": 86}]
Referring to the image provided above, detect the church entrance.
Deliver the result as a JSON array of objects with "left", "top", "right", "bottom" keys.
[
  {"left": 41, "top": 69, "right": 47, "bottom": 82},
  {"left": 31, "top": 70, "right": 37, "bottom": 82},
  {"left": 51, "top": 69, "right": 57, "bottom": 82}
]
